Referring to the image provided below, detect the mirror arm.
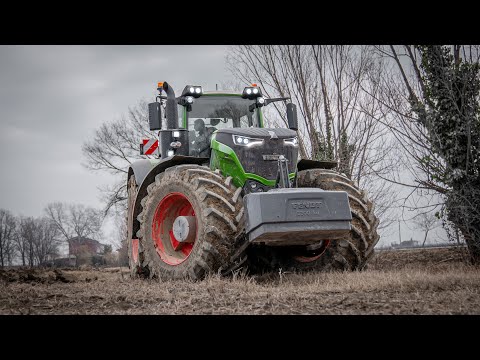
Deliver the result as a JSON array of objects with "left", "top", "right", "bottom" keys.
[{"left": 264, "top": 97, "right": 291, "bottom": 106}]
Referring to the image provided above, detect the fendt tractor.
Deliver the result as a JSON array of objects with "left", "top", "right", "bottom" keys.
[{"left": 126, "top": 81, "right": 379, "bottom": 279}]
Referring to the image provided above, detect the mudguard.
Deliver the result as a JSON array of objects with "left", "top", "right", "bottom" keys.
[
  {"left": 297, "top": 159, "right": 338, "bottom": 171},
  {"left": 128, "top": 155, "right": 209, "bottom": 239}
]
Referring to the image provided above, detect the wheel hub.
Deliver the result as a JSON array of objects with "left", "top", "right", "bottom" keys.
[
  {"left": 172, "top": 216, "right": 196, "bottom": 243},
  {"left": 152, "top": 192, "right": 197, "bottom": 266}
]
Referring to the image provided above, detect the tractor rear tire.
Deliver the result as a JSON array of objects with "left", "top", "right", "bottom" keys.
[
  {"left": 127, "top": 175, "right": 147, "bottom": 278},
  {"left": 136, "top": 165, "right": 246, "bottom": 280},
  {"left": 273, "top": 168, "right": 380, "bottom": 272}
]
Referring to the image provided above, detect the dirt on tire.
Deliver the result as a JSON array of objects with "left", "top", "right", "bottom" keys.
[
  {"left": 135, "top": 165, "right": 247, "bottom": 280},
  {"left": 284, "top": 168, "right": 380, "bottom": 271}
]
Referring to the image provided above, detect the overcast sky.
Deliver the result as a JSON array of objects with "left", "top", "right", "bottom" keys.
[
  {"left": 0, "top": 45, "right": 446, "bottom": 248},
  {"left": 0, "top": 45, "right": 231, "bottom": 212},
  {"left": 0, "top": 45, "right": 235, "bottom": 247}
]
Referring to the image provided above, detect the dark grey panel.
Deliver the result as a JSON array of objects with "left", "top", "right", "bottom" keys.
[
  {"left": 249, "top": 221, "right": 351, "bottom": 246},
  {"left": 244, "top": 188, "right": 352, "bottom": 245}
]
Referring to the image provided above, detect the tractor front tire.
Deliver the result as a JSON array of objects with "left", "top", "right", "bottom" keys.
[
  {"left": 276, "top": 168, "right": 380, "bottom": 272},
  {"left": 136, "top": 165, "right": 246, "bottom": 280}
]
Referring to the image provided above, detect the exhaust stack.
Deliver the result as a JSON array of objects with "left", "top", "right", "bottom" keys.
[{"left": 161, "top": 81, "right": 179, "bottom": 130}]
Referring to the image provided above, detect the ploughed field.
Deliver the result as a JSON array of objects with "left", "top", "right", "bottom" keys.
[{"left": 1, "top": 247, "right": 479, "bottom": 314}]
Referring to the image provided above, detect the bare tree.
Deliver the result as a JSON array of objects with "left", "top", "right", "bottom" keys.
[
  {"left": 33, "top": 218, "right": 60, "bottom": 265},
  {"left": 16, "top": 217, "right": 36, "bottom": 267},
  {"left": 82, "top": 99, "right": 156, "bottom": 215},
  {"left": 369, "top": 45, "right": 480, "bottom": 262},
  {"left": 44, "top": 202, "right": 103, "bottom": 242},
  {"left": 413, "top": 212, "right": 440, "bottom": 247},
  {"left": 227, "top": 45, "right": 401, "bottom": 228},
  {"left": 13, "top": 223, "right": 26, "bottom": 266},
  {"left": 0, "top": 209, "right": 17, "bottom": 267},
  {"left": 13, "top": 216, "right": 60, "bottom": 267}
]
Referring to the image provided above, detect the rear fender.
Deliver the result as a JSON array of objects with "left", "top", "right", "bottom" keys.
[{"left": 297, "top": 159, "right": 338, "bottom": 171}]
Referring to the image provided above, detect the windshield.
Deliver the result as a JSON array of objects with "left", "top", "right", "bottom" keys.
[{"left": 184, "top": 96, "right": 261, "bottom": 131}]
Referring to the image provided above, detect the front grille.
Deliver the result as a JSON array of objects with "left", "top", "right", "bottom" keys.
[
  {"left": 237, "top": 139, "right": 298, "bottom": 179},
  {"left": 215, "top": 128, "right": 299, "bottom": 181}
]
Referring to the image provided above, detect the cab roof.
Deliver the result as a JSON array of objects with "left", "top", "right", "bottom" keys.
[{"left": 201, "top": 91, "right": 242, "bottom": 96}]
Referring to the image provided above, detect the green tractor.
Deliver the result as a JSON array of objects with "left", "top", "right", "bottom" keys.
[{"left": 126, "top": 81, "right": 379, "bottom": 279}]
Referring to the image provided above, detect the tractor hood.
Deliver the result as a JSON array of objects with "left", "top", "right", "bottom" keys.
[{"left": 213, "top": 128, "right": 299, "bottom": 183}]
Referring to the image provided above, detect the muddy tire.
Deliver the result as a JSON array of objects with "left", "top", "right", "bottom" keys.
[
  {"left": 136, "top": 165, "right": 246, "bottom": 280},
  {"left": 127, "top": 175, "right": 147, "bottom": 278},
  {"left": 273, "top": 168, "right": 380, "bottom": 272}
]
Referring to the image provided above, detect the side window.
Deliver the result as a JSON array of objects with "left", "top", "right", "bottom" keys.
[
  {"left": 177, "top": 104, "right": 185, "bottom": 128},
  {"left": 253, "top": 108, "right": 261, "bottom": 127},
  {"left": 239, "top": 115, "right": 249, "bottom": 128},
  {"left": 239, "top": 110, "right": 260, "bottom": 128}
]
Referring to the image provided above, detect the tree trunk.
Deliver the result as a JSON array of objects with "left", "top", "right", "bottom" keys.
[
  {"left": 422, "top": 230, "right": 429, "bottom": 247},
  {"left": 448, "top": 182, "right": 480, "bottom": 265},
  {"left": 462, "top": 228, "right": 480, "bottom": 265}
]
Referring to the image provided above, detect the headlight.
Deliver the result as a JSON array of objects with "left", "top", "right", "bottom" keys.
[
  {"left": 284, "top": 137, "right": 298, "bottom": 146},
  {"left": 242, "top": 85, "right": 263, "bottom": 99},
  {"left": 182, "top": 85, "right": 203, "bottom": 98},
  {"left": 232, "top": 135, "right": 264, "bottom": 147}
]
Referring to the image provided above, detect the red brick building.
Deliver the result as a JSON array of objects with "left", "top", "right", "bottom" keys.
[{"left": 68, "top": 236, "right": 105, "bottom": 257}]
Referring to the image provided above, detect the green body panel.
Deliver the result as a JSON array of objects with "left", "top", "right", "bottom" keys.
[
  {"left": 182, "top": 106, "right": 187, "bottom": 128},
  {"left": 210, "top": 137, "right": 295, "bottom": 188},
  {"left": 259, "top": 110, "right": 264, "bottom": 128}
]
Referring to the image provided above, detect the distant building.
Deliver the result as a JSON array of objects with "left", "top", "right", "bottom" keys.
[
  {"left": 68, "top": 236, "right": 105, "bottom": 256},
  {"left": 67, "top": 236, "right": 106, "bottom": 266},
  {"left": 41, "top": 255, "right": 76, "bottom": 268},
  {"left": 391, "top": 239, "right": 420, "bottom": 249}
]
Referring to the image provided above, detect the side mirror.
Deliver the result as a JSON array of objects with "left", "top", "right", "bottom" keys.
[
  {"left": 148, "top": 102, "right": 162, "bottom": 130},
  {"left": 286, "top": 103, "right": 298, "bottom": 131}
]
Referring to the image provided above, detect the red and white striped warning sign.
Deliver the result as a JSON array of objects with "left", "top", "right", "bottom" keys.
[{"left": 142, "top": 138, "right": 158, "bottom": 155}]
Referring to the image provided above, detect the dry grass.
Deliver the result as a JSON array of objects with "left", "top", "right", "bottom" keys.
[{"left": 1, "top": 247, "right": 479, "bottom": 314}]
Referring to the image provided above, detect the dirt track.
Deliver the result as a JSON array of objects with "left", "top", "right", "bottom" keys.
[{"left": 1, "top": 247, "right": 479, "bottom": 314}]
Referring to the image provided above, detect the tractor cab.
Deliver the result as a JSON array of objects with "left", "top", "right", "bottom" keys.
[
  {"left": 180, "top": 92, "right": 263, "bottom": 157},
  {"left": 147, "top": 82, "right": 299, "bottom": 190}
]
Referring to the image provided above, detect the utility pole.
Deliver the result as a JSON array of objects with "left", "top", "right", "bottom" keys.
[{"left": 398, "top": 220, "right": 402, "bottom": 246}]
